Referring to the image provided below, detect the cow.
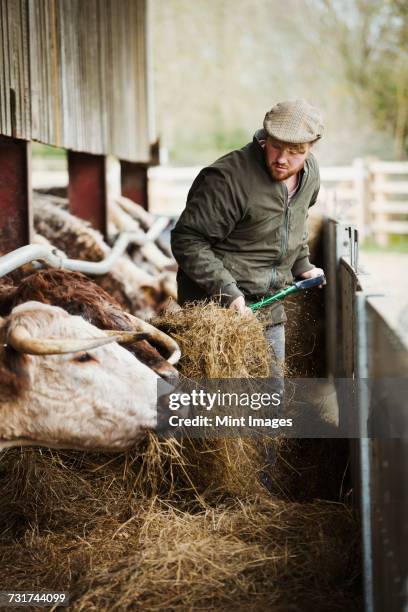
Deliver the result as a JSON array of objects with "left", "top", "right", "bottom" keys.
[
  {"left": 0, "top": 269, "right": 180, "bottom": 381},
  {"left": 0, "top": 300, "right": 173, "bottom": 451},
  {"left": 33, "top": 195, "right": 175, "bottom": 317}
]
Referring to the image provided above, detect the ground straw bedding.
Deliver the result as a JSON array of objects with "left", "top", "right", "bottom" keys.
[{"left": 0, "top": 303, "right": 360, "bottom": 611}]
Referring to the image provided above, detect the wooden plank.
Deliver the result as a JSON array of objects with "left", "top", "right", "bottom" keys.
[
  {"left": 58, "top": 0, "right": 71, "bottom": 149},
  {"left": 0, "top": 1, "right": 8, "bottom": 133},
  {"left": 370, "top": 161, "right": 408, "bottom": 174},
  {"left": 371, "top": 202, "right": 408, "bottom": 214},
  {"left": 372, "top": 180, "right": 408, "bottom": 195},
  {"left": 372, "top": 221, "right": 408, "bottom": 234},
  {"left": 18, "top": 0, "right": 30, "bottom": 138},
  {"left": 136, "top": 0, "right": 147, "bottom": 160},
  {"left": 6, "top": 0, "right": 19, "bottom": 136},
  {"left": 332, "top": 187, "right": 357, "bottom": 201},
  {"left": 28, "top": 0, "right": 40, "bottom": 138},
  {"left": 320, "top": 167, "right": 355, "bottom": 181},
  {"left": 97, "top": 0, "right": 108, "bottom": 152},
  {"left": 49, "top": 0, "right": 61, "bottom": 146},
  {"left": 149, "top": 166, "right": 202, "bottom": 180}
]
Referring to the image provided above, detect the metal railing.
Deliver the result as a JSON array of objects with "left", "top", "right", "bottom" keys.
[
  {"left": 324, "top": 217, "right": 408, "bottom": 612},
  {"left": 0, "top": 217, "right": 169, "bottom": 278}
]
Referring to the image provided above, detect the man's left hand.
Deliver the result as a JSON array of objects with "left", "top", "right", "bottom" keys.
[{"left": 299, "top": 267, "right": 326, "bottom": 288}]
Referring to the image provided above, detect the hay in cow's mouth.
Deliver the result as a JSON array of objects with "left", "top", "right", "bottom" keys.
[{"left": 0, "top": 301, "right": 361, "bottom": 611}]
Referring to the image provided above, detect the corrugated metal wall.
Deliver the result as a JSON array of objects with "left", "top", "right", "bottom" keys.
[{"left": 0, "top": 0, "right": 150, "bottom": 161}]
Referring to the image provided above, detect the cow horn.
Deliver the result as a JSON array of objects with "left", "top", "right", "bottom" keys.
[
  {"left": 120, "top": 315, "right": 181, "bottom": 365},
  {"left": 7, "top": 325, "right": 149, "bottom": 355}
]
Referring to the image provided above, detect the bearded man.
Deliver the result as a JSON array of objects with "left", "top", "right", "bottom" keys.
[{"left": 171, "top": 99, "right": 325, "bottom": 375}]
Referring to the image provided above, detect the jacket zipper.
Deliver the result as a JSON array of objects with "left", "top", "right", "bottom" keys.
[
  {"left": 278, "top": 185, "right": 290, "bottom": 264},
  {"left": 270, "top": 266, "right": 277, "bottom": 288},
  {"left": 269, "top": 188, "right": 289, "bottom": 292},
  {"left": 279, "top": 169, "right": 306, "bottom": 263},
  {"left": 271, "top": 167, "right": 306, "bottom": 289}
]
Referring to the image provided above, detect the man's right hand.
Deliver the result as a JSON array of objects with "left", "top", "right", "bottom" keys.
[{"left": 229, "top": 295, "right": 253, "bottom": 315}]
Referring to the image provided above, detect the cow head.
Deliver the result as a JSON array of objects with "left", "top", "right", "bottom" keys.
[
  {"left": 0, "top": 301, "right": 171, "bottom": 451},
  {"left": 6, "top": 269, "right": 181, "bottom": 381}
]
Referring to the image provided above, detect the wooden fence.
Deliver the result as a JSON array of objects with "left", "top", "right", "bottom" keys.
[{"left": 148, "top": 160, "right": 408, "bottom": 244}]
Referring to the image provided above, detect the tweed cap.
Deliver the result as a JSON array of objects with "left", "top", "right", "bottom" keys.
[{"left": 263, "top": 99, "right": 324, "bottom": 144}]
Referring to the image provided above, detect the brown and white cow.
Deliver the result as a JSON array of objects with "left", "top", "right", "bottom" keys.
[
  {"left": 0, "top": 269, "right": 180, "bottom": 380},
  {"left": 0, "top": 301, "right": 174, "bottom": 451}
]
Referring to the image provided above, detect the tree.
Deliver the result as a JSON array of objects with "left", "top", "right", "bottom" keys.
[{"left": 312, "top": 0, "right": 408, "bottom": 158}]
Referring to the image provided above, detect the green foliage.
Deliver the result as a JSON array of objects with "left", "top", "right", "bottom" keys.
[
  {"left": 168, "top": 129, "right": 249, "bottom": 165},
  {"left": 361, "top": 235, "right": 408, "bottom": 254},
  {"left": 213, "top": 128, "right": 248, "bottom": 152},
  {"left": 313, "top": 0, "right": 408, "bottom": 159},
  {"left": 152, "top": 0, "right": 405, "bottom": 164}
]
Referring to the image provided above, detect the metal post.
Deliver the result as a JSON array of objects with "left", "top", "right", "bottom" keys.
[
  {"left": 120, "top": 160, "right": 149, "bottom": 210},
  {"left": 67, "top": 151, "right": 108, "bottom": 238},
  {"left": 0, "top": 136, "right": 32, "bottom": 254},
  {"left": 356, "top": 293, "right": 375, "bottom": 612}
]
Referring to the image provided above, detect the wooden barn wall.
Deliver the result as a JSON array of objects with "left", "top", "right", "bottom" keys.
[
  {"left": 0, "top": 0, "right": 31, "bottom": 139},
  {"left": 0, "top": 0, "right": 149, "bottom": 162}
]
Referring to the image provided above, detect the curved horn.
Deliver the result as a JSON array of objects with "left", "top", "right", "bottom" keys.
[
  {"left": 7, "top": 325, "right": 149, "bottom": 355},
  {"left": 124, "top": 314, "right": 181, "bottom": 365}
]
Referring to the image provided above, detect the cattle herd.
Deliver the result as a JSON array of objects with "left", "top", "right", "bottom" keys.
[{"left": 0, "top": 194, "right": 181, "bottom": 451}]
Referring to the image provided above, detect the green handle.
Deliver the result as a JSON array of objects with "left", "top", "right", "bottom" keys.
[{"left": 250, "top": 285, "right": 298, "bottom": 312}]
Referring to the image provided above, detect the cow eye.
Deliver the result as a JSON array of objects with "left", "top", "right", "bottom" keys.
[{"left": 72, "top": 352, "right": 96, "bottom": 363}]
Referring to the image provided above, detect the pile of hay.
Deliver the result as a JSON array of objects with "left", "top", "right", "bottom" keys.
[
  {"left": 0, "top": 444, "right": 359, "bottom": 611},
  {"left": 0, "top": 303, "right": 361, "bottom": 610},
  {"left": 153, "top": 301, "right": 273, "bottom": 378}
]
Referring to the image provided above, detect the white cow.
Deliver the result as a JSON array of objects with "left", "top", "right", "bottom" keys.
[{"left": 0, "top": 301, "right": 170, "bottom": 451}]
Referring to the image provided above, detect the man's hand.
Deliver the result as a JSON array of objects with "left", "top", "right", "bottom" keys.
[
  {"left": 299, "top": 267, "right": 326, "bottom": 288},
  {"left": 229, "top": 295, "right": 253, "bottom": 315}
]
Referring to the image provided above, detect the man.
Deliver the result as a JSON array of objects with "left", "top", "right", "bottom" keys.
[{"left": 171, "top": 99, "right": 324, "bottom": 374}]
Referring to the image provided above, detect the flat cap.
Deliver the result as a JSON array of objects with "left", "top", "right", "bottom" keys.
[{"left": 263, "top": 99, "right": 324, "bottom": 144}]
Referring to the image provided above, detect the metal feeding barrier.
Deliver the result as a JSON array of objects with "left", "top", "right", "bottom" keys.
[
  {"left": 325, "top": 218, "right": 408, "bottom": 612},
  {"left": 0, "top": 216, "right": 169, "bottom": 278}
]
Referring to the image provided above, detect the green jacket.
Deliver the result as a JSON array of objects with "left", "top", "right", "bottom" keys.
[{"left": 171, "top": 129, "right": 320, "bottom": 324}]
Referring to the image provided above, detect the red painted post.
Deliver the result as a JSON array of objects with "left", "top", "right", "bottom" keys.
[
  {"left": 120, "top": 161, "right": 149, "bottom": 211},
  {"left": 0, "top": 136, "right": 32, "bottom": 255},
  {"left": 67, "top": 151, "right": 108, "bottom": 238}
]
